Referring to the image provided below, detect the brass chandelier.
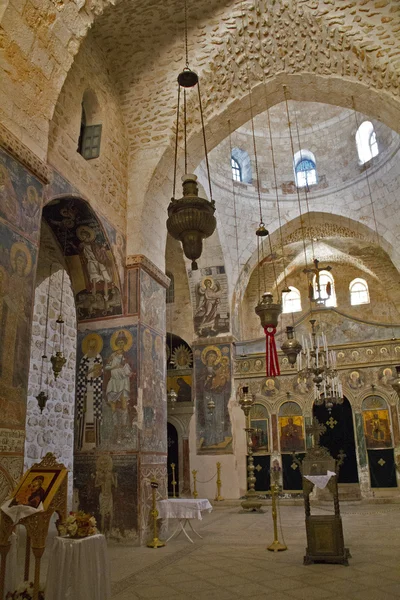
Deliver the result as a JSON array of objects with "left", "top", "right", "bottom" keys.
[{"left": 166, "top": 0, "right": 216, "bottom": 270}]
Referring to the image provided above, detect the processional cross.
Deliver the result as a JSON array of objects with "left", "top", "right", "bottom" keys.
[
  {"left": 306, "top": 417, "right": 327, "bottom": 448},
  {"left": 303, "top": 258, "right": 332, "bottom": 305}
]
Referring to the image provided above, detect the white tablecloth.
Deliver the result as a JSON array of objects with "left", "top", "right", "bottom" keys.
[
  {"left": 45, "top": 534, "right": 111, "bottom": 600},
  {"left": 304, "top": 470, "right": 336, "bottom": 489},
  {"left": 157, "top": 499, "right": 212, "bottom": 520}
]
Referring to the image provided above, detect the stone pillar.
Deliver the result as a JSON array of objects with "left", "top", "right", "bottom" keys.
[
  {"left": 0, "top": 139, "right": 49, "bottom": 503},
  {"left": 127, "top": 255, "right": 169, "bottom": 544},
  {"left": 354, "top": 410, "right": 371, "bottom": 498},
  {"left": 182, "top": 437, "right": 191, "bottom": 496},
  {"left": 73, "top": 255, "right": 169, "bottom": 544}
]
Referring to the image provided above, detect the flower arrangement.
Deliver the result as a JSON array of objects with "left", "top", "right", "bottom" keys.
[
  {"left": 6, "top": 581, "right": 45, "bottom": 600},
  {"left": 57, "top": 511, "right": 97, "bottom": 538}
]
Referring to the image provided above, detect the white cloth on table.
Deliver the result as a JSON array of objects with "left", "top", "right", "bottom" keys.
[
  {"left": 304, "top": 470, "right": 336, "bottom": 489},
  {"left": 157, "top": 499, "right": 212, "bottom": 520},
  {"left": 45, "top": 534, "right": 111, "bottom": 600}
]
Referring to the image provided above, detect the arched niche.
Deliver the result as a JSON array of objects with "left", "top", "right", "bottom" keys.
[{"left": 42, "top": 197, "right": 123, "bottom": 322}]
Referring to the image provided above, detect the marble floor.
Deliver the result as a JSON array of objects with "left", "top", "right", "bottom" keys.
[{"left": 107, "top": 501, "right": 400, "bottom": 600}]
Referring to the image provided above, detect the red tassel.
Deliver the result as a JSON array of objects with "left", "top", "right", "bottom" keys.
[{"left": 264, "top": 326, "right": 280, "bottom": 377}]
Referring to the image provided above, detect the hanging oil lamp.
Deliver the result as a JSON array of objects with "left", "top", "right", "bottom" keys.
[
  {"left": 36, "top": 264, "right": 52, "bottom": 412},
  {"left": 255, "top": 292, "right": 282, "bottom": 377},
  {"left": 281, "top": 326, "right": 302, "bottom": 367},
  {"left": 51, "top": 265, "right": 67, "bottom": 379},
  {"left": 166, "top": 2, "right": 216, "bottom": 270}
]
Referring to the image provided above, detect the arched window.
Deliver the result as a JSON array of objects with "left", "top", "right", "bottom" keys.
[
  {"left": 231, "top": 147, "right": 252, "bottom": 183},
  {"left": 282, "top": 287, "right": 302, "bottom": 314},
  {"left": 349, "top": 278, "right": 369, "bottom": 306},
  {"left": 166, "top": 271, "right": 174, "bottom": 304},
  {"left": 78, "top": 89, "right": 102, "bottom": 160},
  {"left": 231, "top": 157, "right": 242, "bottom": 182},
  {"left": 313, "top": 270, "right": 336, "bottom": 307},
  {"left": 294, "top": 150, "right": 317, "bottom": 188},
  {"left": 356, "top": 121, "right": 379, "bottom": 164}
]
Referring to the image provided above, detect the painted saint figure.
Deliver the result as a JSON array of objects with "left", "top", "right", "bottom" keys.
[
  {"left": 195, "top": 277, "right": 221, "bottom": 336},
  {"left": 77, "top": 225, "right": 113, "bottom": 301},
  {"left": 76, "top": 333, "right": 104, "bottom": 449},
  {"left": 105, "top": 330, "right": 133, "bottom": 443},
  {"left": 95, "top": 454, "right": 117, "bottom": 535},
  {"left": 280, "top": 417, "right": 304, "bottom": 452},
  {"left": 200, "top": 346, "right": 230, "bottom": 448}
]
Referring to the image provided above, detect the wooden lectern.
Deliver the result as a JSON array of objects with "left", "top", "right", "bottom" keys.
[{"left": 299, "top": 418, "right": 351, "bottom": 566}]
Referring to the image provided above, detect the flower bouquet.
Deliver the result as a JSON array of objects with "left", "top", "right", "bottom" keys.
[
  {"left": 57, "top": 511, "right": 97, "bottom": 538},
  {"left": 6, "top": 581, "right": 45, "bottom": 600}
]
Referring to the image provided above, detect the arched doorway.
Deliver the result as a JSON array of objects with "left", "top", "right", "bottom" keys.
[
  {"left": 167, "top": 422, "right": 179, "bottom": 497},
  {"left": 313, "top": 398, "right": 359, "bottom": 484}
]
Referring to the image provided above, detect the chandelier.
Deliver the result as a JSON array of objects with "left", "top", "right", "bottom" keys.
[
  {"left": 166, "top": 1, "right": 216, "bottom": 270},
  {"left": 297, "top": 319, "right": 343, "bottom": 412}
]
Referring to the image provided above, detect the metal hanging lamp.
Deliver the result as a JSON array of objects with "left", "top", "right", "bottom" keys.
[{"left": 166, "top": 1, "right": 216, "bottom": 270}]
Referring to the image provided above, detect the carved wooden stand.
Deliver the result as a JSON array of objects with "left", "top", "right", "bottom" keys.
[
  {"left": 0, "top": 454, "right": 68, "bottom": 600},
  {"left": 299, "top": 420, "right": 351, "bottom": 566}
]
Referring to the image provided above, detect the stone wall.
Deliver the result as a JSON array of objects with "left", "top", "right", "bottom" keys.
[
  {"left": 48, "top": 32, "right": 128, "bottom": 233},
  {"left": 25, "top": 224, "right": 77, "bottom": 505},
  {"left": 165, "top": 234, "right": 194, "bottom": 345}
]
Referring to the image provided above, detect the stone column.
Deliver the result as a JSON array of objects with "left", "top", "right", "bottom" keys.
[
  {"left": 182, "top": 437, "right": 191, "bottom": 495},
  {"left": 0, "top": 138, "right": 49, "bottom": 503},
  {"left": 127, "top": 255, "right": 169, "bottom": 544},
  {"left": 354, "top": 410, "right": 371, "bottom": 498}
]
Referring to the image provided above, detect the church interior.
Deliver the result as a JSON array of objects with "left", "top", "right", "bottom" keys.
[{"left": 1, "top": 0, "right": 400, "bottom": 598}]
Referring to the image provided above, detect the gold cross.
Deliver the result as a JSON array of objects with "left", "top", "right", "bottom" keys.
[
  {"left": 326, "top": 416, "right": 337, "bottom": 429},
  {"left": 378, "top": 458, "right": 386, "bottom": 467},
  {"left": 306, "top": 417, "right": 327, "bottom": 447}
]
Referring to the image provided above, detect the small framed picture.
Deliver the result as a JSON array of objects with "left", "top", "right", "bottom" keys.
[{"left": 8, "top": 465, "right": 67, "bottom": 510}]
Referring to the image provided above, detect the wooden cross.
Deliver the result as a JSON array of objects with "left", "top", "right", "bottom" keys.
[{"left": 306, "top": 417, "right": 327, "bottom": 447}]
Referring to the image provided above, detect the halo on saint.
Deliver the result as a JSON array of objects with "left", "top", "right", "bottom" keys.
[
  {"left": 10, "top": 242, "right": 32, "bottom": 275},
  {"left": 111, "top": 329, "right": 133, "bottom": 351},
  {"left": 201, "top": 275, "right": 214, "bottom": 288},
  {"left": 171, "top": 345, "right": 193, "bottom": 369},
  {"left": 201, "top": 345, "right": 222, "bottom": 365},
  {"left": 76, "top": 225, "right": 96, "bottom": 242},
  {"left": 82, "top": 332, "right": 103, "bottom": 356}
]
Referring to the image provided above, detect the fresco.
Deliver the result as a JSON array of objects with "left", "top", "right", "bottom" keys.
[
  {"left": 189, "top": 266, "right": 230, "bottom": 338},
  {"left": 0, "top": 222, "right": 37, "bottom": 427},
  {"left": 140, "top": 326, "right": 167, "bottom": 453},
  {"left": 167, "top": 374, "right": 192, "bottom": 402},
  {"left": 74, "top": 453, "right": 138, "bottom": 541},
  {"left": 0, "top": 149, "right": 42, "bottom": 242},
  {"left": 76, "top": 325, "right": 138, "bottom": 451},
  {"left": 140, "top": 270, "right": 165, "bottom": 332},
  {"left": 43, "top": 198, "right": 122, "bottom": 321},
  {"left": 127, "top": 268, "right": 139, "bottom": 314},
  {"left": 195, "top": 344, "right": 233, "bottom": 454}
]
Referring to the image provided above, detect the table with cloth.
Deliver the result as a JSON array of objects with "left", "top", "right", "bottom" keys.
[
  {"left": 157, "top": 499, "right": 212, "bottom": 543},
  {"left": 45, "top": 534, "right": 111, "bottom": 600}
]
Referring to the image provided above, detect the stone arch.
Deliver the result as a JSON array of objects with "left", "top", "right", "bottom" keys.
[
  {"left": 231, "top": 212, "right": 400, "bottom": 331},
  {"left": 42, "top": 196, "right": 123, "bottom": 322}
]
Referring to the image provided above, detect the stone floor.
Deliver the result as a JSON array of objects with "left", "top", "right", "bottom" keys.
[
  {"left": 12, "top": 500, "right": 400, "bottom": 599},
  {"left": 107, "top": 501, "right": 400, "bottom": 600}
]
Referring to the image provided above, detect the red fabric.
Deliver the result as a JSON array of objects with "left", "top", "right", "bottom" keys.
[{"left": 264, "top": 326, "right": 280, "bottom": 377}]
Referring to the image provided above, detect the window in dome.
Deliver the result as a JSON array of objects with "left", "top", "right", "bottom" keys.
[
  {"left": 231, "top": 157, "right": 242, "bottom": 182},
  {"left": 313, "top": 270, "right": 336, "bottom": 307},
  {"left": 356, "top": 121, "right": 379, "bottom": 164},
  {"left": 294, "top": 150, "right": 317, "bottom": 188},
  {"left": 282, "top": 287, "right": 302, "bottom": 314},
  {"left": 350, "top": 278, "right": 370, "bottom": 306}
]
